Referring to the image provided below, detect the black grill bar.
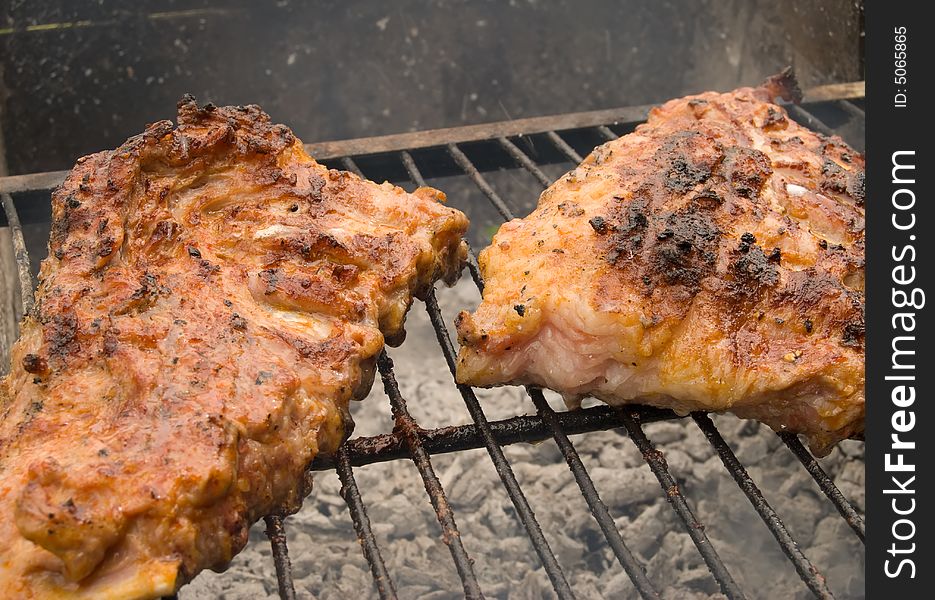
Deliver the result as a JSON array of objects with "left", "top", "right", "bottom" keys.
[
  {"left": 1, "top": 192, "right": 34, "bottom": 316},
  {"left": 376, "top": 351, "right": 485, "bottom": 599},
  {"left": 335, "top": 445, "right": 398, "bottom": 600},
  {"left": 312, "top": 404, "right": 680, "bottom": 470},
  {"left": 424, "top": 290, "right": 576, "bottom": 600},
  {"left": 497, "top": 137, "right": 552, "bottom": 188},
  {"left": 778, "top": 432, "right": 866, "bottom": 542},
  {"left": 264, "top": 515, "right": 298, "bottom": 600},
  {"left": 693, "top": 413, "right": 834, "bottom": 599},
  {"left": 400, "top": 150, "right": 427, "bottom": 187},
  {"left": 340, "top": 156, "right": 366, "bottom": 178},
  {"left": 546, "top": 131, "right": 584, "bottom": 163},
  {"left": 838, "top": 99, "right": 866, "bottom": 119},
  {"left": 528, "top": 389, "right": 661, "bottom": 600},
  {"left": 596, "top": 125, "right": 619, "bottom": 141},
  {"left": 447, "top": 144, "right": 515, "bottom": 221},
  {"left": 785, "top": 104, "right": 835, "bottom": 137},
  {"left": 619, "top": 411, "right": 745, "bottom": 599}
]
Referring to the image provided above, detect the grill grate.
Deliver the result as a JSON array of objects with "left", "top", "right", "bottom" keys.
[{"left": 0, "top": 82, "right": 866, "bottom": 599}]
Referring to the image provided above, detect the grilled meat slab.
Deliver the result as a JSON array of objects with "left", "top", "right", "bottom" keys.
[
  {"left": 0, "top": 98, "right": 467, "bottom": 598},
  {"left": 456, "top": 75, "right": 864, "bottom": 455}
]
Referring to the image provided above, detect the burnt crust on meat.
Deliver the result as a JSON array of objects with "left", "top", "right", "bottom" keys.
[
  {"left": 0, "top": 98, "right": 468, "bottom": 598},
  {"left": 456, "top": 74, "right": 864, "bottom": 456}
]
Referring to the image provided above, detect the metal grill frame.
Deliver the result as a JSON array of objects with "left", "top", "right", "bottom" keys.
[{"left": 0, "top": 80, "right": 866, "bottom": 600}]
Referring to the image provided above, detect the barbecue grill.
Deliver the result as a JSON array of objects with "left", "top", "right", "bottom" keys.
[{"left": 0, "top": 81, "right": 866, "bottom": 600}]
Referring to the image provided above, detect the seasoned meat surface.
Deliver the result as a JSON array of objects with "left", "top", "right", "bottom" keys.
[
  {"left": 0, "top": 98, "right": 467, "bottom": 598},
  {"left": 456, "top": 75, "right": 864, "bottom": 455}
]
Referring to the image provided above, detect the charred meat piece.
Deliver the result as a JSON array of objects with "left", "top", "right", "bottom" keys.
[
  {"left": 456, "top": 75, "right": 863, "bottom": 455},
  {"left": 0, "top": 98, "right": 467, "bottom": 598}
]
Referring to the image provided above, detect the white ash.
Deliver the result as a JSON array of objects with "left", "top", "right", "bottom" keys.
[{"left": 183, "top": 276, "right": 864, "bottom": 599}]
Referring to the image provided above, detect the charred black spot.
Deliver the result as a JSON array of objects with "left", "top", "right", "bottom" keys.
[
  {"left": 260, "top": 269, "right": 281, "bottom": 294},
  {"left": 804, "top": 318, "right": 813, "bottom": 333},
  {"left": 198, "top": 259, "right": 220, "bottom": 278},
  {"left": 842, "top": 317, "right": 865, "bottom": 347},
  {"left": 231, "top": 313, "right": 247, "bottom": 330},
  {"left": 719, "top": 146, "right": 772, "bottom": 199},
  {"left": 589, "top": 216, "right": 610, "bottom": 234},
  {"left": 821, "top": 159, "right": 842, "bottom": 176},
  {"left": 730, "top": 244, "right": 779, "bottom": 291},
  {"left": 654, "top": 132, "right": 720, "bottom": 193},
  {"left": 649, "top": 207, "right": 720, "bottom": 290},
  {"left": 604, "top": 198, "right": 650, "bottom": 263},
  {"left": 47, "top": 313, "right": 79, "bottom": 359},
  {"left": 22, "top": 354, "right": 48, "bottom": 374},
  {"left": 768, "top": 247, "right": 782, "bottom": 263},
  {"left": 819, "top": 159, "right": 852, "bottom": 196},
  {"left": 848, "top": 172, "right": 865, "bottom": 206},
  {"left": 187, "top": 246, "right": 202, "bottom": 258},
  {"left": 513, "top": 304, "right": 526, "bottom": 317},
  {"left": 97, "top": 237, "right": 115, "bottom": 257},
  {"left": 664, "top": 156, "right": 712, "bottom": 192}
]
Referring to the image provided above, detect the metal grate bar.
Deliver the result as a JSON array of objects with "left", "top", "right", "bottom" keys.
[
  {"left": 399, "top": 150, "right": 427, "bottom": 187},
  {"left": 785, "top": 104, "right": 835, "bottom": 137},
  {"left": 778, "top": 432, "right": 865, "bottom": 542},
  {"left": 619, "top": 410, "right": 745, "bottom": 599},
  {"left": 497, "top": 137, "right": 552, "bottom": 187},
  {"left": 546, "top": 131, "right": 584, "bottom": 163},
  {"left": 340, "top": 156, "right": 366, "bottom": 178},
  {"left": 423, "top": 290, "right": 576, "bottom": 599},
  {"left": 693, "top": 414, "right": 834, "bottom": 599},
  {"left": 528, "top": 389, "right": 661, "bottom": 600},
  {"left": 312, "top": 404, "right": 680, "bottom": 470},
  {"left": 1, "top": 193, "right": 34, "bottom": 316},
  {"left": 335, "top": 445, "right": 399, "bottom": 599},
  {"left": 447, "top": 144, "right": 515, "bottom": 221},
  {"left": 264, "top": 515, "right": 298, "bottom": 600},
  {"left": 376, "top": 351, "right": 485, "bottom": 599},
  {"left": 596, "top": 125, "right": 619, "bottom": 141},
  {"left": 838, "top": 99, "right": 865, "bottom": 120}
]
